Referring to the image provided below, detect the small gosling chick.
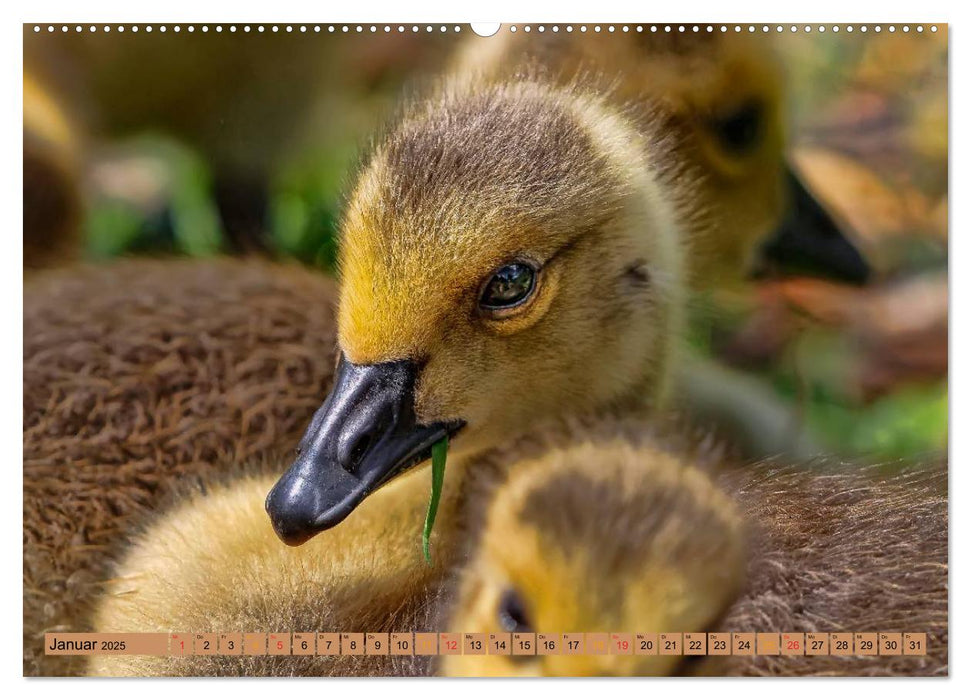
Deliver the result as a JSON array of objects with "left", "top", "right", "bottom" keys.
[
  {"left": 451, "top": 30, "right": 870, "bottom": 286},
  {"left": 267, "top": 75, "right": 692, "bottom": 543},
  {"left": 442, "top": 430, "right": 745, "bottom": 677},
  {"left": 268, "top": 37, "right": 870, "bottom": 543}
]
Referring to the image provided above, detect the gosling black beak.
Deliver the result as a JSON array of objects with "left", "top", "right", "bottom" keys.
[
  {"left": 755, "top": 166, "right": 870, "bottom": 284},
  {"left": 265, "top": 354, "right": 464, "bottom": 546}
]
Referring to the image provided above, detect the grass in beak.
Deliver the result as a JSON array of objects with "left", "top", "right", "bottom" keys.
[{"left": 422, "top": 436, "right": 448, "bottom": 564}]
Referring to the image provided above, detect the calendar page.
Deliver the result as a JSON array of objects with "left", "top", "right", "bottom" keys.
[{"left": 23, "top": 20, "right": 948, "bottom": 679}]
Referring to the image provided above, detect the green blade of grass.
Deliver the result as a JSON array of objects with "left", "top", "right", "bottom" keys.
[{"left": 422, "top": 436, "right": 448, "bottom": 564}]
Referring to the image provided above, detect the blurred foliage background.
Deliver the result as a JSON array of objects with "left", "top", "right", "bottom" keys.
[{"left": 24, "top": 25, "right": 947, "bottom": 460}]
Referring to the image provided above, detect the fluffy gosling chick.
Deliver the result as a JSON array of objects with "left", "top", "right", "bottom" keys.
[
  {"left": 442, "top": 432, "right": 745, "bottom": 677},
  {"left": 452, "top": 31, "right": 870, "bottom": 286},
  {"left": 266, "top": 76, "right": 691, "bottom": 544},
  {"left": 268, "top": 33, "right": 873, "bottom": 542}
]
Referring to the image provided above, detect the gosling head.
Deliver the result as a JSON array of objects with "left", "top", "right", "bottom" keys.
[
  {"left": 665, "top": 33, "right": 871, "bottom": 285},
  {"left": 454, "top": 32, "right": 871, "bottom": 286},
  {"left": 441, "top": 440, "right": 746, "bottom": 677},
  {"left": 266, "top": 80, "right": 686, "bottom": 543}
]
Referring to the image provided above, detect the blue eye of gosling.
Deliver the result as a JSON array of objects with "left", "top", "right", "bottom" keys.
[
  {"left": 497, "top": 588, "right": 533, "bottom": 633},
  {"left": 479, "top": 262, "right": 536, "bottom": 310}
]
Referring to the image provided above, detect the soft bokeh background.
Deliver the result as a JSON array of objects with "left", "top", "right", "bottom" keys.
[{"left": 24, "top": 25, "right": 948, "bottom": 459}]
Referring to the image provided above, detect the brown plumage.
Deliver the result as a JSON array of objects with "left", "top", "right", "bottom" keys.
[
  {"left": 23, "top": 258, "right": 339, "bottom": 675},
  {"left": 720, "top": 460, "right": 947, "bottom": 676}
]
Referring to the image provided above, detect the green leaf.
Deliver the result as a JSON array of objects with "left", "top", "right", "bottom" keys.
[{"left": 422, "top": 436, "right": 448, "bottom": 564}]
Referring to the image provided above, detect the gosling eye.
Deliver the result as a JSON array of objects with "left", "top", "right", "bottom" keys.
[
  {"left": 710, "top": 99, "right": 764, "bottom": 155},
  {"left": 497, "top": 588, "right": 533, "bottom": 633},
  {"left": 478, "top": 262, "right": 537, "bottom": 312}
]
